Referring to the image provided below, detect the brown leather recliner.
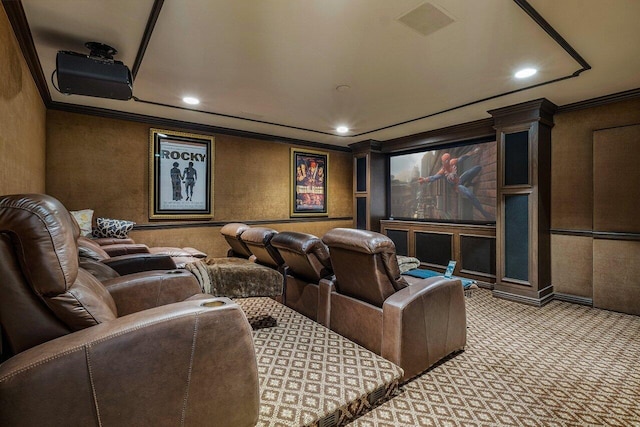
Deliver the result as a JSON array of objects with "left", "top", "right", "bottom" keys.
[
  {"left": 321, "top": 228, "right": 467, "bottom": 381},
  {"left": 87, "top": 236, "right": 207, "bottom": 268},
  {"left": 0, "top": 194, "right": 259, "bottom": 426},
  {"left": 240, "top": 227, "right": 285, "bottom": 269},
  {"left": 77, "top": 235, "right": 180, "bottom": 277},
  {"left": 271, "top": 231, "right": 333, "bottom": 321},
  {"left": 220, "top": 223, "right": 254, "bottom": 259}
]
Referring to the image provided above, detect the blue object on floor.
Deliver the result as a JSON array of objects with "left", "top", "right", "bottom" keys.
[{"left": 403, "top": 268, "right": 476, "bottom": 289}]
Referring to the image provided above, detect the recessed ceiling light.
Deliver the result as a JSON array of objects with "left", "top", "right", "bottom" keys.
[
  {"left": 182, "top": 96, "right": 200, "bottom": 105},
  {"left": 336, "top": 126, "right": 349, "bottom": 134},
  {"left": 514, "top": 68, "right": 537, "bottom": 79}
]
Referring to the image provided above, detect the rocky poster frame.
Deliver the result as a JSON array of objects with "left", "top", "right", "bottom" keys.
[
  {"left": 291, "top": 148, "right": 328, "bottom": 217},
  {"left": 149, "top": 128, "right": 214, "bottom": 219}
]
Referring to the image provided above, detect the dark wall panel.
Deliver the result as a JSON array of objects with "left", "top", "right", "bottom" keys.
[
  {"left": 356, "top": 197, "right": 367, "bottom": 229},
  {"left": 415, "top": 232, "right": 452, "bottom": 267},
  {"left": 504, "top": 195, "right": 529, "bottom": 281},
  {"left": 356, "top": 156, "right": 367, "bottom": 192},
  {"left": 504, "top": 131, "right": 529, "bottom": 186},
  {"left": 461, "top": 235, "right": 496, "bottom": 275},
  {"left": 386, "top": 229, "right": 408, "bottom": 256}
]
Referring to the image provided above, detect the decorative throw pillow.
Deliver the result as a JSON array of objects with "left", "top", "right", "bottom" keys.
[
  {"left": 92, "top": 217, "right": 135, "bottom": 239},
  {"left": 70, "top": 209, "right": 94, "bottom": 237}
]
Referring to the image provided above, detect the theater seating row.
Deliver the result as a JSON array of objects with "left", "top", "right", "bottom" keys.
[
  {"left": 220, "top": 223, "right": 468, "bottom": 381},
  {"left": 0, "top": 194, "right": 259, "bottom": 426},
  {"left": 75, "top": 233, "right": 208, "bottom": 278},
  {"left": 0, "top": 193, "right": 467, "bottom": 425}
]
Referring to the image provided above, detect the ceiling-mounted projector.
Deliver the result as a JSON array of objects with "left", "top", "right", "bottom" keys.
[{"left": 56, "top": 42, "right": 132, "bottom": 100}]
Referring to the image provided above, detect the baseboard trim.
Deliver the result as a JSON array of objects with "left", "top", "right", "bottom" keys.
[
  {"left": 475, "top": 281, "right": 495, "bottom": 290},
  {"left": 492, "top": 290, "right": 593, "bottom": 308},
  {"left": 492, "top": 290, "right": 555, "bottom": 307},
  {"left": 553, "top": 293, "right": 593, "bottom": 307}
]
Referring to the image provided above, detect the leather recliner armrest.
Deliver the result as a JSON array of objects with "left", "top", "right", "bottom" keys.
[
  {"left": 79, "top": 258, "right": 121, "bottom": 281},
  {"left": 102, "top": 270, "right": 203, "bottom": 316},
  {"left": 0, "top": 298, "right": 259, "bottom": 427},
  {"left": 91, "top": 237, "right": 136, "bottom": 246},
  {"left": 101, "top": 253, "right": 177, "bottom": 275},
  {"left": 381, "top": 277, "right": 467, "bottom": 381},
  {"left": 100, "top": 243, "right": 150, "bottom": 257}
]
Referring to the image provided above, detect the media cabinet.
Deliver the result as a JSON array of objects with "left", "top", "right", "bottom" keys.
[{"left": 380, "top": 220, "right": 496, "bottom": 287}]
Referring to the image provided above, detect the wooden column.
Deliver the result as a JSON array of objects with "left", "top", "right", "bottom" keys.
[
  {"left": 349, "top": 140, "right": 386, "bottom": 232},
  {"left": 489, "top": 99, "right": 556, "bottom": 306}
]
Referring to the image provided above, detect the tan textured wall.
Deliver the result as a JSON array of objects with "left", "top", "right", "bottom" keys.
[
  {"left": 551, "top": 98, "right": 640, "bottom": 231},
  {"left": 593, "top": 125, "right": 640, "bottom": 234},
  {"left": 551, "top": 98, "right": 640, "bottom": 301},
  {"left": 129, "top": 219, "right": 353, "bottom": 259},
  {"left": 550, "top": 235, "right": 592, "bottom": 298},
  {"left": 0, "top": 5, "right": 46, "bottom": 195},
  {"left": 593, "top": 239, "right": 640, "bottom": 315},
  {"left": 46, "top": 111, "right": 353, "bottom": 256}
]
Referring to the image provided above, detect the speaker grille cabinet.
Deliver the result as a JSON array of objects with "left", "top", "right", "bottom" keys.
[{"left": 490, "top": 99, "right": 555, "bottom": 306}]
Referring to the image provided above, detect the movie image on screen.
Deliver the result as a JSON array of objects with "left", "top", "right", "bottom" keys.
[{"left": 390, "top": 140, "right": 497, "bottom": 223}]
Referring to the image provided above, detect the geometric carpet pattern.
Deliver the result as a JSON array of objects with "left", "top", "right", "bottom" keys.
[
  {"left": 352, "top": 289, "right": 640, "bottom": 426},
  {"left": 235, "top": 297, "right": 404, "bottom": 427}
]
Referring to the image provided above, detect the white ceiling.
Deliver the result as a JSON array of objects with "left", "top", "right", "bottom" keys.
[{"left": 20, "top": 0, "right": 640, "bottom": 147}]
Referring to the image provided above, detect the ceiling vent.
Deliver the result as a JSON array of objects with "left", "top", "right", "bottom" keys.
[{"left": 397, "top": 2, "right": 455, "bottom": 37}]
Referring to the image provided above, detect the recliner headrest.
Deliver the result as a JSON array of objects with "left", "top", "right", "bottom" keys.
[
  {"left": 322, "top": 228, "right": 396, "bottom": 255},
  {"left": 240, "top": 227, "right": 284, "bottom": 267},
  {"left": 240, "top": 227, "right": 278, "bottom": 245},
  {"left": 0, "top": 194, "right": 79, "bottom": 295},
  {"left": 271, "top": 231, "right": 331, "bottom": 268},
  {"left": 271, "top": 231, "right": 332, "bottom": 282},
  {"left": 271, "top": 231, "right": 321, "bottom": 253},
  {"left": 220, "top": 222, "right": 250, "bottom": 238},
  {"left": 220, "top": 223, "right": 253, "bottom": 258}
]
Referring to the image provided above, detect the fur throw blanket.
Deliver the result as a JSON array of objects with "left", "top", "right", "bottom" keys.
[
  {"left": 185, "top": 258, "right": 283, "bottom": 298},
  {"left": 396, "top": 255, "right": 421, "bottom": 273}
]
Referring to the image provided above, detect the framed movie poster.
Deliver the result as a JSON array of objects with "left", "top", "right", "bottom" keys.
[
  {"left": 149, "top": 129, "right": 214, "bottom": 219},
  {"left": 291, "top": 148, "right": 328, "bottom": 217}
]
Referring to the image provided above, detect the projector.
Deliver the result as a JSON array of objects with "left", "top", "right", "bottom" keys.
[{"left": 56, "top": 42, "right": 132, "bottom": 100}]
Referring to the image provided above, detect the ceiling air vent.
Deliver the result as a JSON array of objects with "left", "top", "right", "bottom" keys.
[{"left": 397, "top": 2, "right": 455, "bottom": 37}]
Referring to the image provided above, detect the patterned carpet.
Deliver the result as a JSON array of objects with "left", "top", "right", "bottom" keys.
[
  {"left": 236, "top": 297, "right": 404, "bottom": 427},
  {"left": 352, "top": 289, "right": 640, "bottom": 426}
]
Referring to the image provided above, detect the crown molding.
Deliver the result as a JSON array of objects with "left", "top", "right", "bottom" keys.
[
  {"left": 556, "top": 88, "right": 640, "bottom": 113},
  {"left": 48, "top": 101, "right": 351, "bottom": 152},
  {"left": 4, "top": 0, "right": 638, "bottom": 149},
  {"left": 382, "top": 118, "right": 495, "bottom": 153},
  {"left": 489, "top": 98, "right": 557, "bottom": 128}
]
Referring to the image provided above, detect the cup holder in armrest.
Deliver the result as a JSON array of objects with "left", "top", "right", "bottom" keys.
[
  {"left": 201, "top": 300, "right": 226, "bottom": 308},
  {"left": 165, "top": 270, "right": 183, "bottom": 274}
]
